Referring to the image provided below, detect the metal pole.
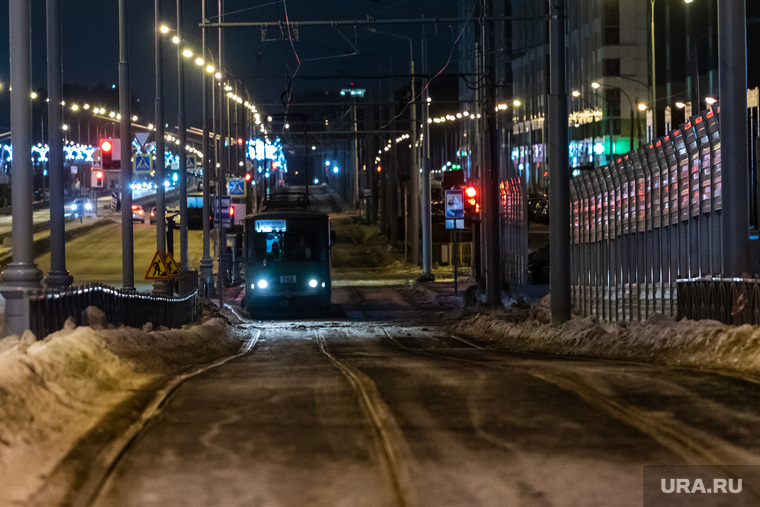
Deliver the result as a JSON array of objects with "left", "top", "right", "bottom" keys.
[
  {"left": 177, "top": 0, "right": 188, "bottom": 274},
  {"left": 409, "top": 44, "right": 420, "bottom": 266},
  {"left": 217, "top": 0, "right": 225, "bottom": 308},
  {"left": 1, "top": 0, "right": 43, "bottom": 337},
  {"left": 200, "top": 0, "right": 213, "bottom": 296},
  {"left": 44, "top": 0, "right": 72, "bottom": 290},
  {"left": 549, "top": 0, "right": 571, "bottom": 324},
  {"left": 421, "top": 38, "right": 433, "bottom": 280},
  {"left": 650, "top": 0, "right": 658, "bottom": 137},
  {"left": 719, "top": 0, "right": 750, "bottom": 276},
  {"left": 119, "top": 0, "right": 134, "bottom": 290},
  {"left": 153, "top": 0, "right": 169, "bottom": 295}
]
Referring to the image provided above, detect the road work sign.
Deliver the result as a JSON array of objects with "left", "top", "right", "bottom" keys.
[{"left": 145, "top": 251, "right": 170, "bottom": 280}]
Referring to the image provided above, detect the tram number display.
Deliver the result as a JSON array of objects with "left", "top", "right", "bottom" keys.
[{"left": 280, "top": 275, "right": 296, "bottom": 284}]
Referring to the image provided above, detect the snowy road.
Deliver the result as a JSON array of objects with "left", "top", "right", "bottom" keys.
[{"left": 88, "top": 285, "right": 760, "bottom": 507}]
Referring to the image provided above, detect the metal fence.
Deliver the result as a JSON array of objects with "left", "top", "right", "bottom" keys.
[
  {"left": 28, "top": 282, "right": 198, "bottom": 339},
  {"left": 678, "top": 277, "right": 760, "bottom": 325},
  {"left": 571, "top": 107, "right": 725, "bottom": 321}
]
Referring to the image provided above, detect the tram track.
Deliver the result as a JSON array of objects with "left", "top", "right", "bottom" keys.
[
  {"left": 378, "top": 326, "right": 760, "bottom": 467},
  {"left": 35, "top": 330, "right": 262, "bottom": 507},
  {"left": 316, "top": 329, "right": 419, "bottom": 507}
]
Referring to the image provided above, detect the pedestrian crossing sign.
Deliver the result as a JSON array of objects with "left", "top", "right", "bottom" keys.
[
  {"left": 186, "top": 155, "right": 196, "bottom": 171},
  {"left": 134, "top": 154, "right": 152, "bottom": 174},
  {"left": 164, "top": 252, "right": 182, "bottom": 279},
  {"left": 145, "top": 251, "right": 170, "bottom": 280}
]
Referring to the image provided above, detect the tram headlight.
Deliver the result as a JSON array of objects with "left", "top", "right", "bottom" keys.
[
  {"left": 309, "top": 279, "right": 318, "bottom": 288},
  {"left": 257, "top": 280, "right": 268, "bottom": 289}
]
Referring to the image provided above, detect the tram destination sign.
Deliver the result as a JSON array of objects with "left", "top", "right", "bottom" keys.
[{"left": 255, "top": 219, "right": 287, "bottom": 233}]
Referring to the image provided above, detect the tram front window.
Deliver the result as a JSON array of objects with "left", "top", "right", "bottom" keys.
[{"left": 255, "top": 232, "right": 324, "bottom": 264}]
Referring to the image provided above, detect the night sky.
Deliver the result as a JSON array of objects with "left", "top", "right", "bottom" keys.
[{"left": 0, "top": 1, "right": 758, "bottom": 134}]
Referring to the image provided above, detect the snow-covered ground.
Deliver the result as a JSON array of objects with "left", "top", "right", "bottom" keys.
[{"left": 0, "top": 305, "right": 249, "bottom": 505}]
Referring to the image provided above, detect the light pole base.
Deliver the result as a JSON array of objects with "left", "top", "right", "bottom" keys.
[
  {"left": 44, "top": 270, "right": 73, "bottom": 291},
  {"left": 199, "top": 257, "right": 214, "bottom": 298},
  {"left": 152, "top": 279, "right": 172, "bottom": 297},
  {"left": 1, "top": 262, "right": 44, "bottom": 337}
]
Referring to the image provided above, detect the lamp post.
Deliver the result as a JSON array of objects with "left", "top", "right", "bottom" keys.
[
  {"left": 590, "top": 82, "right": 616, "bottom": 162},
  {"left": 592, "top": 80, "right": 637, "bottom": 151}
]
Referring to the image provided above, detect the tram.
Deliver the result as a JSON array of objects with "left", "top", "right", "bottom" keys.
[{"left": 242, "top": 193, "right": 333, "bottom": 313}]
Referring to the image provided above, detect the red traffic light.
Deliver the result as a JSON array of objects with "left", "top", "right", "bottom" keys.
[
  {"left": 245, "top": 173, "right": 252, "bottom": 181},
  {"left": 237, "top": 138, "right": 243, "bottom": 145},
  {"left": 465, "top": 186, "right": 477, "bottom": 199},
  {"left": 100, "top": 140, "right": 112, "bottom": 153},
  {"left": 95, "top": 171, "right": 103, "bottom": 179}
]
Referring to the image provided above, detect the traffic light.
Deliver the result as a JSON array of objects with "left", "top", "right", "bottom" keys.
[
  {"left": 464, "top": 185, "right": 479, "bottom": 213},
  {"left": 245, "top": 173, "right": 252, "bottom": 182},
  {"left": 92, "top": 170, "right": 104, "bottom": 188},
  {"left": 99, "top": 139, "right": 113, "bottom": 169}
]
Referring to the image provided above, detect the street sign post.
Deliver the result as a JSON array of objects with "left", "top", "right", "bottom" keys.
[{"left": 444, "top": 189, "right": 465, "bottom": 230}]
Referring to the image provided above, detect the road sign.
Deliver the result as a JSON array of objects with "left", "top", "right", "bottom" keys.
[
  {"left": 164, "top": 252, "right": 182, "bottom": 279},
  {"left": 227, "top": 179, "right": 245, "bottom": 197},
  {"left": 134, "top": 154, "right": 152, "bottom": 174},
  {"left": 145, "top": 251, "right": 170, "bottom": 280},
  {"left": 215, "top": 196, "right": 232, "bottom": 228},
  {"left": 186, "top": 155, "right": 196, "bottom": 171},
  {"left": 134, "top": 132, "right": 151, "bottom": 151},
  {"left": 445, "top": 189, "right": 465, "bottom": 219},
  {"left": 92, "top": 159, "right": 102, "bottom": 170}
]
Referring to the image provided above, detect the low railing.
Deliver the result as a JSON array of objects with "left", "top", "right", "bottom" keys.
[
  {"left": 28, "top": 282, "right": 198, "bottom": 339},
  {"left": 677, "top": 277, "right": 760, "bottom": 325}
]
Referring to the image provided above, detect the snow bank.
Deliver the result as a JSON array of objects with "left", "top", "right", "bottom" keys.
[
  {"left": 449, "top": 295, "right": 760, "bottom": 375},
  {"left": 0, "top": 314, "right": 245, "bottom": 505}
]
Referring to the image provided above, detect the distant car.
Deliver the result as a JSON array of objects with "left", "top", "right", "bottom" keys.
[
  {"left": 69, "top": 198, "right": 93, "bottom": 218},
  {"left": 149, "top": 206, "right": 180, "bottom": 225},
  {"left": 131, "top": 204, "right": 146, "bottom": 223}
]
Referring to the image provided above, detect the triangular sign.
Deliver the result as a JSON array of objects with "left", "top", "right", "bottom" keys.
[
  {"left": 134, "top": 132, "right": 151, "bottom": 151},
  {"left": 145, "top": 251, "right": 171, "bottom": 280},
  {"left": 164, "top": 252, "right": 183, "bottom": 279}
]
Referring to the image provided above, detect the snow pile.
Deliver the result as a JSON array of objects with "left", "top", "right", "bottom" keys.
[
  {"left": 450, "top": 295, "right": 760, "bottom": 375},
  {"left": 0, "top": 313, "right": 245, "bottom": 505}
]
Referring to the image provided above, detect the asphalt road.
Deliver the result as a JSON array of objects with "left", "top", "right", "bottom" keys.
[{"left": 88, "top": 283, "right": 760, "bottom": 507}]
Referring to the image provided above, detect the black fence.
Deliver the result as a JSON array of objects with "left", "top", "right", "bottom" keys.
[
  {"left": 28, "top": 282, "right": 198, "bottom": 339},
  {"left": 678, "top": 277, "right": 760, "bottom": 325}
]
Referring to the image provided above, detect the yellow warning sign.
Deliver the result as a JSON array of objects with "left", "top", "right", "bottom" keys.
[
  {"left": 145, "top": 251, "right": 170, "bottom": 280},
  {"left": 164, "top": 252, "right": 182, "bottom": 279}
]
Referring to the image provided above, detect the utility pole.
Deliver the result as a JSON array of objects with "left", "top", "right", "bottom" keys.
[
  {"left": 483, "top": 0, "right": 501, "bottom": 306},
  {"left": 549, "top": 0, "right": 571, "bottom": 324},
  {"left": 1, "top": 0, "right": 43, "bottom": 336},
  {"left": 719, "top": 0, "right": 750, "bottom": 276},
  {"left": 200, "top": 0, "right": 214, "bottom": 297},
  {"left": 420, "top": 38, "right": 433, "bottom": 280},
  {"left": 119, "top": 0, "right": 134, "bottom": 291},
  {"left": 45, "top": 0, "right": 73, "bottom": 291},
  {"left": 177, "top": 0, "right": 189, "bottom": 279},
  {"left": 153, "top": 0, "right": 169, "bottom": 296},
  {"left": 409, "top": 49, "right": 420, "bottom": 267}
]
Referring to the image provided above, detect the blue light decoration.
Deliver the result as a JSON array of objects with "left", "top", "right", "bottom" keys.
[
  {"left": 594, "top": 142, "right": 605, "bottom": 155},
  {"left": 313, "top": 178, "right": 319, "bottom": 185},
  {"left": 246, "top": 137, "right": 287, "bottom": 175},
  {"left": 325, "top": 160, "right": 331, "bottom": 167},
  {"left": 332, "top": 166, "right": 339, "bottom": 174}
]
